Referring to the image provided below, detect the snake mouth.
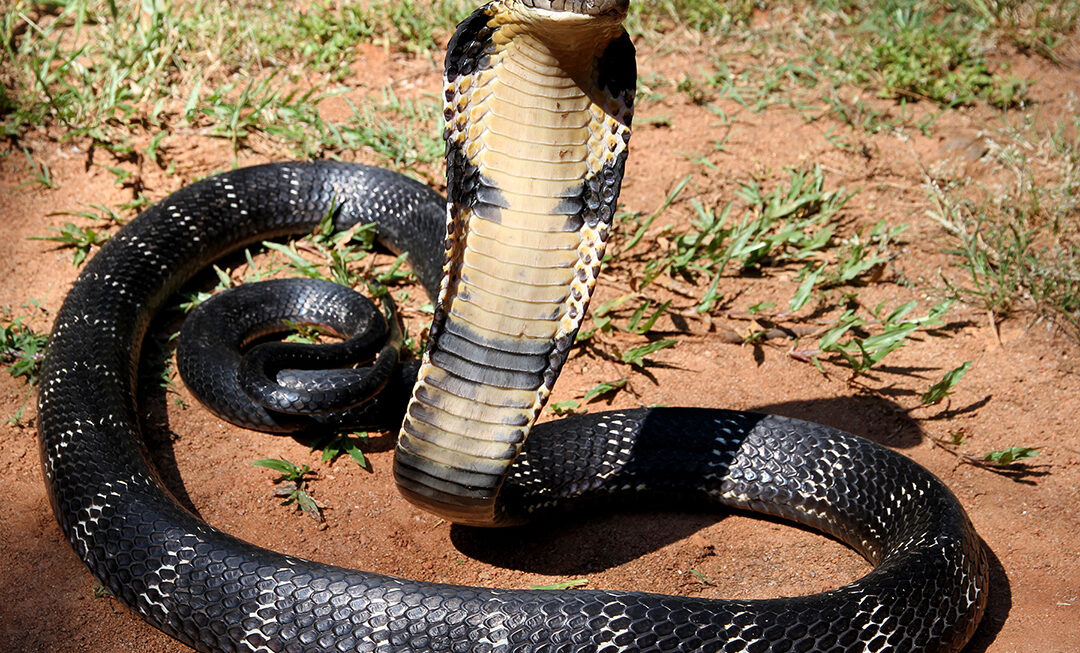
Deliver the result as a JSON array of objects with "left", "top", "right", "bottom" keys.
[
  {"left": 517, "top": 0, "right": 630, "bottom": 21},
  {"left": 520, "top": 0, "right": 629, "bottom": 14}
]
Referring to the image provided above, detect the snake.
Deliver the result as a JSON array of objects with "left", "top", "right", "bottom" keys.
[{"left": 37, "top": 0, "right": 989, "bottom": 651}]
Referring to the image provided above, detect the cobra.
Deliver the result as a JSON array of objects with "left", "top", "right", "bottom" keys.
[{"left": 37, "top": 0, "right": 989, "bottom": 651}]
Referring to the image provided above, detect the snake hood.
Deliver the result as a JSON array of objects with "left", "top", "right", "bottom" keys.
[{"left": 395, "top": 0, "right": 636, "bottom": 525}]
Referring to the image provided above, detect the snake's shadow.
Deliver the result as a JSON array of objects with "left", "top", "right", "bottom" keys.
[
  {"left": 453, "top": 395, "right": 926, "bottom": 573},
  {"left": 451, "top": 397, "right": 1011, "bottom": 652},
  {"left": 139, "top": 323, "right": 1012, "bottom": 652}
]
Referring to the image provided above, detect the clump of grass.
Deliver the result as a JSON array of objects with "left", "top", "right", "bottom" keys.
[
  {"left": 956, "top": 0, "right": 1080, "bottom": 62},
  {"left": 920, "top": 361, "right": 973, "bottom": 406},
  {"left": 1, "top": 307, "right": 49, "bottom": 425},
  {"left": 811, "top": 299, "right": 952, "bottom": 378},
  {"left": 627, "top": 0, "right": 757, "bottom": 36},
  {"left": 838, "top": 2, "right": 1028, "bottom": 108},
  {"left": 312, "top": 432, "right": 371, "bottom": 470},
  {"left": 929, "top": 113, "right": 1080, "bottom": 336},
  {"left": 17, "top": 148, "right": 56, "bottom": 188},
  {"left": 2, "top": 0, "right": 458, "bottom": 162},
  {"left": 619, "top": 166, "right": 860, "bottom": 313},
  {"left": 29, "top": 222, "right": 110, "bottom": 266},
  {"left": 1, "top": 308, "right": 49, "bottom": 385},
  {"left": 933, "top": 428, "right": 1042, "bottom": 477}
]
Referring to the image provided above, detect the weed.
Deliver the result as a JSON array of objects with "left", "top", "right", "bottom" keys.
[
  {"left": 928, "top": 114, "right": 1080, "bottom": 336},
  {"left": 583, "top": 378, "right": 628, "bottom": 402},
  {"left": 312, "top": 433, "right": 371, "bottom": 470},
  {"left": 56, "top": 203, "right": 127, "bottom": 226},
  {"left": 822, "top": 220, "right": 905, "bottom": 288},
  {"left": 788, "top": 264, "right": 827, "bottom": 313},
  {"left": 0, "top": 310, "right": 49, "bottom": 385},
  {"left": 626, "top": 299, "right": 672, "bottom": 335},
  {"left": 984, "top": 446, "right": 1039, "bottom": 465},
  {"left": 833, "top": 2, "right": 1028, "bottom": 108},
  {"left": 626, "top": 0, "right": 756, "bottom": 37},
  {"left": 18, "top": 148, "right": 56, "bottom": 188},
  {"left": 957, "top": 0, "right": 1080, "bottom": 61},
  {"left": 549, "top": 400, "right": 582, "bottom": 416},
  {"left": 690, "top": 569, "right": 715, "bottom": 585},
  {"left": 815, "top": 300, "right": 951, "bottom": 377},
  {"left": 177, "top": 264, "right": 235, "bottom": 313},
  {"left": 2, "top": 0, "right": 455, "bottom": 164},
  {"left": 253, "top": 458, "right": 323, "bottom": 521},
  {"left": 1, "top": 308, "right": 49, "bottom": 424},
  {"left": 577, "top": 294, "right": 632, "bottom": 342},
  {"left": 623, "top": 166, "right": 857, "bottom": 313},
  {"left": 263, "top": 241, "right": 327, "bottom": 281},
  {"left": 529, "top": 578, "right": 589, "bottom": 590},
  {"left": 621, "top": 338, "right": 678, "bottom": 368},
  {"left": 30, "top": 222, "right": 110, "bottom": 266},
  {"left": 921, "top": 361, "right": 973, "bottom": 406}
]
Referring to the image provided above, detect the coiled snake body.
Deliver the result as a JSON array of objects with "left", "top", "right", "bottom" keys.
[{"left": 38, "top": 1, "right": 988, "bottom": 651}]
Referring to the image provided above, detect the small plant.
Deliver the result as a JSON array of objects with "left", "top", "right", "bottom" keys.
[
  {"left": 621, "top": 338, "right": 677, "bottom": 368},
  {"left": 312, "top": 433, "right": 371, "bottom": 470},
  {"left": 815, "top": 300, "right": 951, "bottom": 378},
  {"left": 622, "top": 167, "right": 857, "bottom": 314},
  {"left": 921, "top": 361, "right": 973, "bottom": 406},
  {"left": 18, "top": 148, "right": 56, "bottom": 188},
  {"left": 529, "top": 578, "right": 589, "bottom": 590},
  {"left": 835, "top": 3, "right": 1028, "bottom": 108},
  {"left": 0, "top": 311, "right": 49, "bottom": 385},
  {"left": 931, "top": 428, "right": 1041, "bottom": 474},
  {"left": 690, "top": 569, "right": 715, "bottom": 586},
  {"left": 928, "top": 117, "right": 1080, "bottom": 338},
  {"left": 253, "top": 458, "right": 323, "bottom": 522},
  {"left": 30, "top": 222, "right": 110, "bottom": 266},
  {"left": 584, "top": 378, "right": 628, "bottom": 402},
  {"left": 548, "top": 400, "right": 582, "bottom": 416},
  {"left": 983, "top": 446, "right": 1040, "bottom": 465}
]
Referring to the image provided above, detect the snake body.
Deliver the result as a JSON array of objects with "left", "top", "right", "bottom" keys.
[{"left": 38, "top": 1, "right": 988, "bottom": 651}]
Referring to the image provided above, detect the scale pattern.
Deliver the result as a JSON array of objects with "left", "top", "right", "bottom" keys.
[
  {"left": 38, "top": 0, "right": 987, "bottom": 650},
  {"left": 395, "top": 1, "right": 636, "bottom": 525},
  {"left": 38, "top": 162, "right": 987, "bottom": 653},
  {"left": 176, "top": 278, "right": 405, "bottom": 432}
]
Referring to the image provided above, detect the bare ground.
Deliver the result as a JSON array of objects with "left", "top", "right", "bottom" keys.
[{"left": 1, "top": 34, "right": 1079, "bottom": 653}]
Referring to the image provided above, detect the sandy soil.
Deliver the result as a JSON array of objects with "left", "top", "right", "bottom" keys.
[{"left": 1, "top": 28, "right": 1078, "bottom": 653}]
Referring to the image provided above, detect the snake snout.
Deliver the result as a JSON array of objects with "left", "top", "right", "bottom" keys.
[{"left": 519, "top": 0, "right": 629, "bottom": 19}]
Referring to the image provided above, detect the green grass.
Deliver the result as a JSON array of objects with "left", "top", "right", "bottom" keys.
[
  {"left": 626, "top": 0, "right": 758, "bottom": 36},
  {"left": 1, "top": 306, "right": 50, "bottom": 425},
  {"left": 921, "top": 361, "right": 973, "bottom": 406},
  {"left": 0, "top": 307, "right": 49, "bottom": 386},
  {"left": 3, "top": 0, "right": 461, "bottom": 163},
  {"left": 814, "top": 299, "right": 952, "bottom": 378},
  {"left": 29, "top": 221, "right": 110, "bottom": 266},
  {"left": 653, "top": 0, "right": 1078, "bottom": 141},
  {"left": 830, "top": 2, "right": 1029, "bottom": 108},
  {"left": 929, "top": 112, "right": 1080, "bottom": 335},
  {"left": 6, "top": 0, "right": 1067, "bottom": 476},
  {"left": 616, "top": 166, "right": 863, "bottom": 314}
]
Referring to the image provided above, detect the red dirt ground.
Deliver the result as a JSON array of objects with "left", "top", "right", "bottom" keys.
[{"left": 1, "top": 29, "right": 1078, "bottom": 653}]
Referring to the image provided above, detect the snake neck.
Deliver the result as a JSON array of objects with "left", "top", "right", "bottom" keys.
[{"left": 394, "top": 0, "right": 635, "bottom": 525}]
